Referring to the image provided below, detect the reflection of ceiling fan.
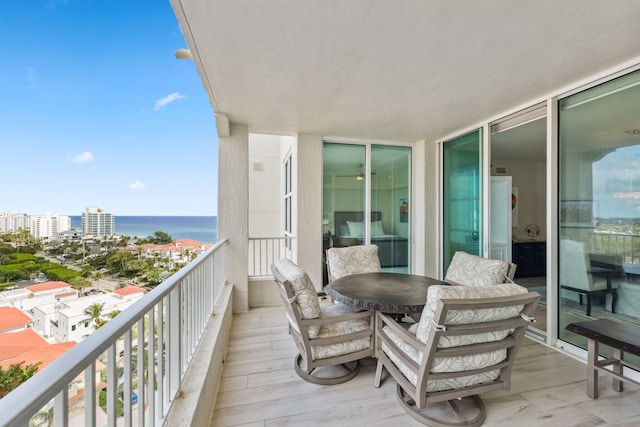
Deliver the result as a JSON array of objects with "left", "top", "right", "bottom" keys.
[{"left": 336, "top": 163, "right": 376, "bottom": 180}]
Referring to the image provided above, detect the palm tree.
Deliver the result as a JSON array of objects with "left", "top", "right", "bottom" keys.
[
  {"left": 69, "top": 276, "right": 91, "bottom": 296},
  {"left": 0, "top": 361, "right": 40, "bottom": 398},
  {"left": 83, "top": 302, "right": 106, "bottom": 329}
]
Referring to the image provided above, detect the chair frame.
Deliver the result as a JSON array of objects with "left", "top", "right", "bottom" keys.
[
  {"left": 506, "top": 262, "right": 517, "bottom": 282},
  {"left": 271, "top": 264, "right": 374, "bottom": 385},
  {"left": 374, "top": 292, "right": 540, "bottom": 427}
]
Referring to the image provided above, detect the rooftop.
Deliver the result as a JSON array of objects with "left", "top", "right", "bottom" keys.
[
  {"left": 0, "top": 329, "right": 47, "bottom": 361},
  {"left": 25, "top": 281, "right": 71, "bottom": 293},
  {"left": 0, "top": 306, "right": 31, "bottom": 332},
  {"left": 113, "top": 285, "right": 145, "bottom": 296}
]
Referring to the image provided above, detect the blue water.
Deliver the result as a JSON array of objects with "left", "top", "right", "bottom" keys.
[{"left": 70, "top": 216, "right": 217, "bottom": 244}]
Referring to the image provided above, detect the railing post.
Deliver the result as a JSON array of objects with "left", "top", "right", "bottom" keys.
[
  {"left": 106, "top": 345, "right": 117, "bottom": 427},
  {"left": 168, "top": 285, "right": 182, "bottom": 401}
]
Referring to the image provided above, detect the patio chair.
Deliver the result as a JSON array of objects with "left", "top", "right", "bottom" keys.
[
  {"left": 560, "top": 238, "right": 619, "bottom": 316},
  {"left": 374, "top": 283, "right": 539, "bottom": 427},
  {"left": 271, "top": 259, "right": 374, "bottom": 384},
  {"left": 326, "top": 244, "right": 382, "bottom": 282},
  {"left": 444, "top": 251, "right": 517, "bottom": 287}
]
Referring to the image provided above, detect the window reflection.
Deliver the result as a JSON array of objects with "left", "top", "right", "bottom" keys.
[{"left": 559, "top": 69, "right": 640, "bottom": 362}]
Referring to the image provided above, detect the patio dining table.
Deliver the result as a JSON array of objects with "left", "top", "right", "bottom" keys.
[{"left": 324, "top": 272, "right": 447, "bottom": 314}]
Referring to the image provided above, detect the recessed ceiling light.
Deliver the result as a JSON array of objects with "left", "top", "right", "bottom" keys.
[{"left": 624, "top": 129, "right": 640, "bottom": 135}]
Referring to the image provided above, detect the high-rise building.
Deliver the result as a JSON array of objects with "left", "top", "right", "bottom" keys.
[
  {"left": 0, "top": 212, "right": 30, "bottom": 233},
  {"left": 30, "top": 214, "right": 71, "bottom": 240},
  {"left": 81, "top": 207, "right": 115, "bottom": 237}
]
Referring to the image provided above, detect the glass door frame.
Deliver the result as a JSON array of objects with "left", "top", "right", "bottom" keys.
[
  {"left": 438, "top": 107, "right": 551, "bottom": 339},
  {"left": 323, "top": 138, "right": 415, "bottom": 270}
]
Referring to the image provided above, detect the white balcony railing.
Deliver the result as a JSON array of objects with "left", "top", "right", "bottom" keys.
[
  {"left": 248, "top": 236, "right": 294, "bottom": 277},
  {"left": 0, "top": 239, "right": 228, "bottom": 427}
]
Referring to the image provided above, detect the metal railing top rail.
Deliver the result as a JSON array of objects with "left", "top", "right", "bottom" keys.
[{"left": 0, "top": 239, "right": 228, "bottom": 427}]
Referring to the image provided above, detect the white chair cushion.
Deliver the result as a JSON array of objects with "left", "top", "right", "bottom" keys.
[
  {"left": 276, "top": 259, "right": 321, "bottom": 337},
  {"left": 326, "top": 244, "right": 381, "bottom": 281},
  {"left": 415, "top": 283, "right": 528, "bottom": 345},
  {"left": 311, "top": 303, "right": 371, "bottom": 360},
  {"left": 381, "top": 327, "right": 503, "bottom": 391},
  {"left": 444, "top": 251, "right": 509, "bottom": 287}
]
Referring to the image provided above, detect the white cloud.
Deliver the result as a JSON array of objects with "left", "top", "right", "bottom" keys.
[
  {"left": 25, "top": 66, "right": 36, "bottom": 82},
  {"left": 128, "top": 180, "right": 146, "bottom": 191},
  {"left": 70, "top": 151, "right": 95, "bottom": 163},
  {"left": 154, "top": 92, "right": 185, "bottom": 110}
]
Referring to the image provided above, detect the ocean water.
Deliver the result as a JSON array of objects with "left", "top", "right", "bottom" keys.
[{"left": 70, "top": 216, "right": 217, "bottom": 244}]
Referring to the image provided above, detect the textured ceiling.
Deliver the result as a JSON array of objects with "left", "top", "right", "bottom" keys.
[{"left": 171, "top": 0, "right": 640, "bottom": 146}]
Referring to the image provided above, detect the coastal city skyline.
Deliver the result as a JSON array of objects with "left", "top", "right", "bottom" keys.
[{"left": 1, "top": 2, "right": 218, "bottom": 216}]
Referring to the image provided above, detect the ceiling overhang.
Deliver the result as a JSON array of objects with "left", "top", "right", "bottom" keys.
[{"left": 170, "top": 0, "right": 640, "bottom": 143}]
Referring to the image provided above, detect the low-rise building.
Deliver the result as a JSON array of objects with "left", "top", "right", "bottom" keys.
[
  {"left": 35, "top": 286, "right": 146, "bottom": 343},
  {"left": 0, "top": 282, "right": 78, "bottom": 314},
  {"left": 138, "top": 238, "right": 213, "bottom": 265}
]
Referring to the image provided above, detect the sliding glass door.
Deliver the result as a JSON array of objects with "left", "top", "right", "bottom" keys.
[
  {"left": 442, "top": 129, "right": 483, "bottom": 271},
  {"left": 371, "top": 145, "right": 411, "bottom": 270},
  {"left": 559, "top": 70, "right": 640, "bottom": 358},
  {"left": 323, "top": 142, "right": 411, "bottom": 283}
]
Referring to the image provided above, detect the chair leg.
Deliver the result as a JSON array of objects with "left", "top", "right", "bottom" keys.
[{"left": 374, "top": 359, "right": 384, "bottom": 388}]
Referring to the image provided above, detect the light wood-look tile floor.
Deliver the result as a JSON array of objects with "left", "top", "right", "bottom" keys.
[{"left": 212, "top": 305, "right": 640, "bottom": 427}]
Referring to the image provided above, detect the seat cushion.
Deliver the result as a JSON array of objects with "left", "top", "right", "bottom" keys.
[
  {"left": 311, "top": 303, "right": 371, "bottom": 360},
  {"left": 444, "top": 251, "right": 509, "bottom": 287},
  {"left": 415, "top": 283, "right": 528, "bottom": 345},
  {"left": 326, "top": 244, "right": 381, "bottom": 281},
  {"left": 276, "top": 259, "right": 321, "bottom": 337},
  {"left": 381, "top": 326, "right": 503, "bottom": 391}
]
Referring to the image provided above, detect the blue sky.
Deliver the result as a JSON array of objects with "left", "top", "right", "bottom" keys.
[{"left": 0, "top": 1, "right": 218, "bottom": 216}]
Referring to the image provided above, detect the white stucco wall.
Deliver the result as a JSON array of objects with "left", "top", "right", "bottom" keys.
[
  {"left": 219, "top": 123, "right": 250, "bottom": 312},
  {"left": 296, "top": 134, "right": 323, "bottom": 290},
  {"left": 249, "top": 134, "right": 293, "bottom": 237}
]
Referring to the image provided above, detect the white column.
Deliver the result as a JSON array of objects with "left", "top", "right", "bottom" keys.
[
  {"left": 296, "top": 134, "right": 323, "bottom": 290},
  {"left": 219, "top": 122, "right": 249, "bottom": 312}
]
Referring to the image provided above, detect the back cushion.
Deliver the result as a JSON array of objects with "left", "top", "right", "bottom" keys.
[
  {"left": 444, "top": 251, "right": 509, "bottom": 287},
  {"left": 415, "top": 283, "right": 528, "bottom": 345},
  {"left": 326, "top": 245, "right": 381, "bottom": 281},
  {"left": 276, "top": 259, "right": 321, "bottom": 337}
]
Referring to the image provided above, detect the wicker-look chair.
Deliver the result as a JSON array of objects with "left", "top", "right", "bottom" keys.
[
  {"left": 374, "top": 283, "right": 539, "bottom": 427},
  {"left": 445, "top": 251, "right": 517, "bottom": 286},
  {"left": 271, "top": 259, "right": 374, "bottom": 385},
  {"left": 326, "top": 244, "right": 381, "bottom": 283}
]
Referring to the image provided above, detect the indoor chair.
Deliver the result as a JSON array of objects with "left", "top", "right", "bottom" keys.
[
  {"left": 560, "top": 238, "right": 619, "bottom": 316},
  {"left": 444, "top": 251, "right": 517, "bottom": 286},
  {"left": 374, "top": 283, "right": 539, "bottom": 427},
  {"left": 326, "top": 244, "right": 382, "bottom": 283},
  {"left": 271, "top": 259, "right": 374, "bottom": 384}
]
